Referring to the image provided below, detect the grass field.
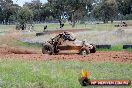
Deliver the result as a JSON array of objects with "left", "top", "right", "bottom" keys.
[
  {"left": 14, "top": 40, "right": 42, "bottom": 49},
  {"left": 0, "top": 21, "right": 132, "bottom": 50},
  {"left": 0, "top": 58, "right": 132, "bottom": 88},
  {"left": 33, "top": 20, "right": 132, "bottom": 31},
  {"left": 0, "top": 21, "right": 132, "bottom": 88},
  {"left": 0, "top": 25, "right": 16, "bottom": 32},
  {"left": 33, "top": 22, "right": 115, "bottom": 31},
  {"left": 0, "top": 20, "right": 132, "bottom": 32}
]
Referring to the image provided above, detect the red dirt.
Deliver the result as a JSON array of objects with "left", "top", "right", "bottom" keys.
[
  {"left": 0, "top": 46, "right": 132, "bottom": 63},
  {"left": 0, "top": 46, "right": 39, "bottom": 54},
  {"left": 0, "top": 30, "right": 132, "bottom": 63}
]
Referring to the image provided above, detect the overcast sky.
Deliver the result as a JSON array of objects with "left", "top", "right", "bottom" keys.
[{"left": 13, "top": 0, "right": 47, "bottom": 6}]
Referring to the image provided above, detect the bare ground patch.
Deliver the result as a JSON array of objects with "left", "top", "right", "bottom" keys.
[
  {"left": 0, "top": 46, "right": 40, "bottom": 54},
  {"left": 0, "top": 29, "right": 132, "bottom": 63},
  {"left": 0, "top": 46, "right": 131, "bottom": 63}
]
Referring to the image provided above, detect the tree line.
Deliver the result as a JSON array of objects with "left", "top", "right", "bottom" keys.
[{"left": 0, "top": 0, "right": 132, "bottom": 28}]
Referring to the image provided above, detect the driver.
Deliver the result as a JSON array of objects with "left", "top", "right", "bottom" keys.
[{"left": 63, "top": 31, "right": 76, "bottom": 41}]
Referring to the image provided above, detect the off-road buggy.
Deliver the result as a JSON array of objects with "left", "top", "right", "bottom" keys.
[
  {"left": 42, "top": 32, "right": 96, "bottom": 55},
  {"left": 114, "top": 21, "right": 128, "bottom": 27}
]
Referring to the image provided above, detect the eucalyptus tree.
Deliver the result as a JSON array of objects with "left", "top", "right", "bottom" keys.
[
  {"left": 116, "top": 0, "right": 132, "bottom": 15},
  {"left": 0, "top": 0, "right": 19, "bottom": 24},
  {"left": 92, "top": 0, "right": 118, "bottom": 23},
  {"left": 48, "top": 0, "right": 93, "bottom": 27},
  {"left": 17, "top": 6, "right": 33, "bottom": 30}
]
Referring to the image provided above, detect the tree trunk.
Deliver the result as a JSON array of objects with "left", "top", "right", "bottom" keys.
[
  {"left": 71, "top": 13, "right": 76, "bottom": 28},
  {"left": 103, "top": 19, "right": 108, "bottom": 24},
  {"left": 72, "top": 20, "right": 76, "bottom": 28},
  {"left": 58, "top": 19, "right": 62, "bottom": 28},
  {"left": 5, "top": 18, "right": 8, "bottom": 25},
  {"left": 111, "top": 19, "right": 113, "bottom": 23}
]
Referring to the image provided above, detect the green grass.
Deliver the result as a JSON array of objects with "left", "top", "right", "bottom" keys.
[
  {"left": 97, "top": 45, "right": 132, "bottom": 52},
  {"left": 14, "top": 40, "right": 42, "bottom": 49},
  {"left": 33, "top": 22, "right": 115, "bottom": 31},
  {"left": 34, "top": 20, "right": 132, "bottom": 31},
  {"left": 0, "top": 20, "right": 132, "bottom": 32},
  {"left": 0, "top": 25, "right": 16, "bottom": 32},
  {"left": 0, "top": 58, "right": 132, "bottom": 88},
  {"left": 0, "top": 21, "right": 132, "bottom": 88}
]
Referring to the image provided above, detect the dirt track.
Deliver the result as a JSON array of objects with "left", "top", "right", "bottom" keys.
[
  {"left": 0, "top": 30, "right": 132, "bottom": 63},
  {"left": 0, "top": 46, "right": 132, "bottom": 63}
]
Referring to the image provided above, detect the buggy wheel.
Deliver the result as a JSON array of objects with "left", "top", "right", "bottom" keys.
[
  {"left": 79, "top": 47, "right": 90, "bottom": 55},
  {"left": 90, "top": 44, "right": 96, "bottom": 53},
  {"left": 42, "top": 43, "right": 54, "bottom": 55}
]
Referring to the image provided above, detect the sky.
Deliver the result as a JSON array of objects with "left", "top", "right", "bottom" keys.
[{"left": 13, "top": 0, "right": 47, "bottom": 6}]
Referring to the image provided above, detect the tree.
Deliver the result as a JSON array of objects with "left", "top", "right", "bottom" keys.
[
  {"left": 0, "top": 6, "right": 4, "bottom": 24},
  {"left": 17, "top": 6, "right": 33, "bottom": 30},
  {"left": 24, "top": 0, "right": 43, "bottom": 22},
  {"left": 116, "top": 0, "right": 132, "bottom": 15},
  {"left": 40, "top": 3, "right": 53, "bottom": 22},
  {"left": 24, "top": 1, "right": 54, "bottom": 22},
  {"left": 0, "top": 0, "right": 19, "bottom": 24},
  {"left": 48, "top": 0, "right": 93, "bottom": 27},
  {"left": 92, "top": 0, "right": 118, "bottom": 23}
]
